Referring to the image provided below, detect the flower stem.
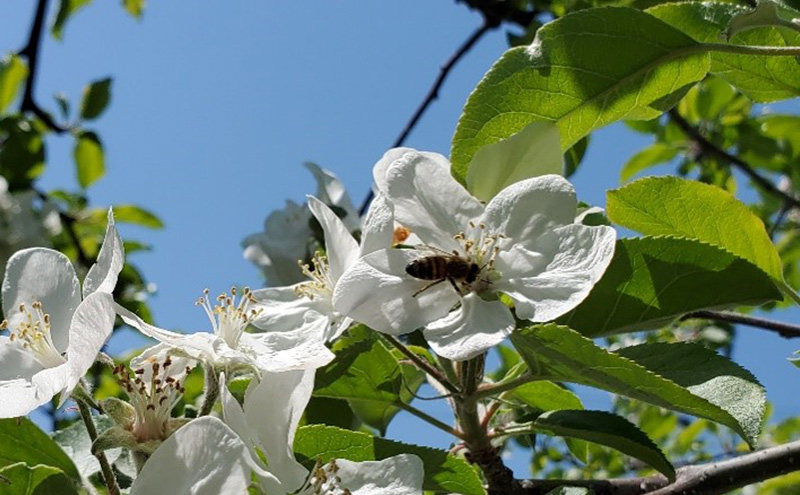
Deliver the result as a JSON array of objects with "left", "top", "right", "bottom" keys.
[
  {"left": 473, "top": 372, "right": 537, "bottom": 401},
  {"left": 382, "top": 334, "right": 461, "bottom": 395},
  {"left": 199, "top": 366, "right": 220, "bottom": 416},
  {"left": 395, "top": 402, "right": 466, "bottom": 440},
  {"left": 77, "top": 399, "right": 120, "bottom": 495}
]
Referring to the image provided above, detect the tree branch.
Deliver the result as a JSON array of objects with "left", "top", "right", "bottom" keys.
[
  {"left": 359, "top": 20, "right": 495, "bottom": 215},
  {"left": 454, "top": 0, "right": 540, "bottom": 28},
  {"left": 517, "top": 439, "right": 800, "bottom": 495},
  {"left": 682, "top": 310, "right": 800, "bottom": 339},
  {"left": 668, "top": 109, "right": 800, "bottom": 210},
  {"left": 382, "top": 334, "right": 462, "bottom": 395},
  {"left": 18, "top": 0, "right": 69, "bottom": 133},
  {"left": 77, "top": 398, "right": 120, "bottom": 495}
]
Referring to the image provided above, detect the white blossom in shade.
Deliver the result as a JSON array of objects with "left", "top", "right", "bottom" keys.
[
  {"left": 249, "top": 193, "right": 393, "bottom": 348},
  {"left": 130, "top": 371, "right": 424, "bottom": 495},
  {"left": 92, "top": 344, "right": 196, "bottom": 456},
  {"left": 243, "top": 163, "right": 359, "bottom": 287},
  {"left": 115, "top": 285, "right": 334, "bottom": 374},
  {"left": 129, "top": 416, "right": 253, "bottom": 495},
  {"left": 333, "top": 149, "right": 617, "bottom": 361},
  {"left": 0, "top": 209, "right": 121, "bottom": 418}
]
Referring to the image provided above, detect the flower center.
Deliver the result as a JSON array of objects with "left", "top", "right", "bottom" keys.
[
  {"left": 1, "top": 301, "right": 66, "bottom": 368},
  {"left": 197, "top": 287, "right": 261, "bottom": 348},
  {"left": 300, "top": 459, "right": 352, "bottom": 495},
  {"left": 294, "top": 252, "right": 334, "bottom": 301},
  {"left": 447, "top": 221, "right": 503, "bottom": 295},
  {"left": 115, "top": 357, "right": 188, "bottom": 443}
]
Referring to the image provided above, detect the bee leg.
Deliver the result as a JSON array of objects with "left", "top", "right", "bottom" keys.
[
  {"left": 448, "top": 277, "right": 465, "bottom": 296},
  {"left": 412, "top": 279, "right": 445, "bottom": 297}
]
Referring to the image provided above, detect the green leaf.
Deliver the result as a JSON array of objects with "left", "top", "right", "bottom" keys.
[
  {"left": 620, "top": 143, "right": 680, "bottom": 182},
  {"left": 294, "top": 424, "right": 485, "bottom": 495},
  {"left": 52, "top": 0, "right": 92, "bottom": 40},
  {"left": 726, "top": 1, "right": 799, "bottom": 40},
  {"left": 0, "top": 463, "right": 77, "bottom": 495},
  {"left": 607, "top": 176, "right": 783, "bottom": 281},
  {"left": 511, "top": 324, "right": 764, "bottom": 446},
  {"left": 450, "top": 7, "right": 709, "bottom": 179},
  {"left": 510, "top": 381, "right": 584, "bottom": 412},
  {"left": 0, "top": 117, "right": 45, "bottom": 188},
  {"left": 52, "top": 416, "right": 121, "bottom": 479},
  {"left": 79, "top": 78, "right": 112, "bottom": 120},
  {"left": 648, "top": 2, "right": 800, "bottom": 102},
  {"left": 465, "top": 121, "right": 562, "bottom": 201},
  {"left": 0, "top": 418, "right": 79, "bottom": 481},
  {"left": 617, "top": 342, "right": 766, "bottom": 446},
  {"left": 122, "top": 0, "right": 145, "bottom": 18},
  {"left": 560, "top": 237, "right": 782, "bottom": 336},
  {"left": 0, "top": 56, "right": 28, "bottom": 113},
  {"left": 90, "top": 205, "right": 164, "bottom": 228},
  {"left": 74, "top": 131, "right": 105, "bottom": 188},
  {"left": 314, "top": 328, "right": 424, "bottom": 434},
  {"left": 530, "top": 410, "right": 675, "bottom": 480}
]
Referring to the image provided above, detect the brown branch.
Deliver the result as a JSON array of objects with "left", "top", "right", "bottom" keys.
[
  {"left": 455, "top": 0, "right": 540, "bottom": 28},
  {"left": 359, "top": 20, "right": 496, "bottom": 215},
  {"left": 518, "top": 439, "right": 800, "bottom": 494},
  {"left": 18, "top": 0, "right": 69, "bottom": 133},
  {"left": 668, "top": 109, "right": 800, "bottom": 209},
  {"left": 682, "top": 310, "right": 800, "bottom": 339}
]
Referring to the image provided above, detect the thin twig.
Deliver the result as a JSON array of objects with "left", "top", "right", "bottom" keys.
[
  {"left": 77, "top": 399, "right": 120, "bottom": 495},
  {"left": 473, "top": 372, "right": 537, "bottom": 401},
  {"left": 18, "top": 0, "right": 69, "bottom": 133},
  {"left": 382, "top": 334, "right": 461, "bottom": 395},
  {"left": 517, "top": 438, "right": 800, "bottom": 494},
  {"left": 198, "top": 366, "right": 220, "bottom": 416},
  {"left": 359, "top": 20, "right": 495, "bottom": 215},
  {"left": 682, "top": 310, "right": 800, "bottom": 339},
  {"left": 668, "top": 109, "right": 800, "bottom": 209},
  {"left": 395, "top": 402, "right": 466, "bottom": 440}
]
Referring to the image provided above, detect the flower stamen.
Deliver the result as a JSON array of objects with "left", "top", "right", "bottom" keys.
[{"left": 1, "top": 301, "right": 66, "bottom": 368}]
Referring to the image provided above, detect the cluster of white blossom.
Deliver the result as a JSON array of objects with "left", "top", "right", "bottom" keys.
[{"left": 0, "top": 147, "right": 615, "bottom": 494}]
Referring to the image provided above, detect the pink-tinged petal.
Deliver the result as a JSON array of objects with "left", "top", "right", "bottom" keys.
[
  {"left": 482, "top": 175, "right": 577, "bottom": 241},
  {"left": 62, "top": 292, "right": 116, "bottom": 400},
  {"left": 244, "top": 370, "right": 314, "bottom": 493},
  {"left": 384, "top": 150, "right": 483, "bottom": 252},
  {"left": 424, "top": 293, "right": 514, "bottom": 361},
  {"left": 495, "top": 224, "right": 616, "bottom": 322},
  {"left": 336, "top": 454, "right": 425, "bottom": 495},
  {"left": 3, "top": 248, "right": 80, "bottom": 352},
  {"left": 333, "top": 249, "right": 459, "bottom": 335},
  {"left": 115, "top": 303, "right": 218, "bottom": 363},
  {"left": 360, "top": 192, "right": 394, "bottom": 256},
  {"left": 308, "top": 196, "right": 359, "bottom": 282},
  {"left": 130, "top": 417, "right": 251, "bottom": 495},
  {"left": 240, "top": 316, "right": 334, "bottom": 372},
  {"left": 83, "top": 208, "right": 124, "bottom": 297}
]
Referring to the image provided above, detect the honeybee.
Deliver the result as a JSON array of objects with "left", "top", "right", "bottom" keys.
[{"left": 405, "top": 251, "right": 481, "bottom": 297}]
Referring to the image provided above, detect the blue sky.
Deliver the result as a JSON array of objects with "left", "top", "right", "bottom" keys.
[{"left": 2, "top": 0, "right": 799, "bottom": 478}]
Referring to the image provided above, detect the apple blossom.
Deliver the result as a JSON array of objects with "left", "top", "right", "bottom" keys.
[
  {"left": 115, "top": 285, "right": 334, "bottom": 374},
  {"left": 333, "top": 149, "right": 616, "bottom": 361},
  {"left": 249, "top": 193, "right": 393, "bottom": 346},
  {"left": 243, "top": 163, "right": 359, "bottom": 287},
  {"left": 0, "top": 209, "right": 121, "bottom": 418}
]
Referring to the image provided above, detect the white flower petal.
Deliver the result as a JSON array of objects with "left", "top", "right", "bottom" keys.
[
  {"left": 244, "top": 370, "right": 314, "bottom": 493},
  {"left": 131, "top": 343, "right": 196, "bottom": 384},
  {"left": 0, "top": 336, "right": 42, "bottom": 381},
  {"left": 0, "top": 377, "right": 44, "bottom": 418},
  {"left": 61, "top": 292, "right": 116, "bottom": 403},
  {"left": 482, "top": 174, "right": 577, "bottom": 241},
  {"left": 496, "top": 224, "right": 616, "bottom": 322},
  {"left": 115, "top": 303, "right": 219, "bottom": 363},
  {"left": 251, "top": 286, "right": 320, "bottom": 332},
  {"left": 3, "top": 248, "right": 81, "bottom": 352},
  {"left": 360, "top": 192, "right": 394, "bottom": 256},
  {"left": 308, "top": 196, "right": 359, "bottom": 282},
  {"left": 240, "top": 317, "right": 334, "bottom": 372},
  {"left": 130, "top": 417, "right": 251, "bottom": 495},
  {"left": 372, "top": 148, "right": 451, "bottom": 194},
  {"left": 384, "top": 150, "right": 483, "bottom": 251},
  {"left": 336, "top": 454, "right": 424, "bottom": 495},
  {"left": 306, "top": 162, "right": 359, "bottom": 231},
  {"left": 333, "top": 249, "right": 459, "bottom": 335},
  {"left": 424, "top": 293, "right": 514, "bottom": 361},
  {"left": 83, "top": 208, "right": 124, "bottom": 297}
]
